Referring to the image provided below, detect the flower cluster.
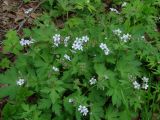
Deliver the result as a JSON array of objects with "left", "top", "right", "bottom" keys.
[
  {"left": 52, "top": 66, "right": 59, "bottom": 72},
  {"left": 78, "top": 105, "right": 89, "bottom": 116},
  {"left": 133, "top": 76, "right": 149, "bottom": 90},
  {"left": 89, "top": 77, "right": 97, "bottom": 85},
  {"left": 99, "top": 43, "right": 110, "bottom": 55},
  {"left": 20, "top": 38, "right": 34, "bottom": 46},
  {"left": 133, "top": 81, "right": 140, "bottom": 90},
  {"left": 120, "top": 33, "right": 131, "bottom": 42},
  {"left": 72, "top": 36, "right": 89, "bottom": 51},
  {"left": 64, "top": 54, "right": 71, "bottom": 61},
  {"left": 53, "top": 34, "right": 61, "bottom": 47},
  {"left": 113, "top": 29, "right": 131, "bottom": 42},
  {"left": 64, "top": 36, "right": 70, "bottom": 47},
  {"left": 142, "top": 76, "right": 149, "bottom": 90},
  {"left": 16, "top": 79, "right": 25, "bottom": 86},
  {"left": 24, "top": 8, "right": 33, "bottom": 14},
  {"left": 110, "top": 8, "right": 120, "bottom": 14},
  {"left": 113, "top": 29, "right": 122, "bottom": 36}
]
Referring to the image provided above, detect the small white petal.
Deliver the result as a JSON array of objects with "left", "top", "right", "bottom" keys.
[
  {"left": 52, "top": 66, "right": 59, "bottom": 72},
  {"left": 53, "top": 34, "right": 61, "bottom": 47},
  {"left": 113, "top": 29, "right": 122, "bottom": 36},
  {"left": 142, "top": 76, "right": 149, "bottom": 83},
  {"left": 16, "top": 79, "right": 25, "bottom": 86},
  {"left": 24, "top": 8, "right": 33, "bottom": 14},
  {"left": 69, "top": 98, "right": 74, "bottom": 103},
  {"left": 142, "top": 83, "right": 149, "bottom": 90},
  {"left": 122, "top": 2, "right": 127, "bottom": 7},
  {"left": 99, "top": 43, "right": 110, "bottom": 55},
  {"left": 133, "top": 81, "right": 140, "bottom": 90},
  {"left": 110, "top": 8, "right": 120, "bottom": 14},
  {"left": 89, "top": 77, "right": 97, "bottom": 85},
  {"left": 64, "top": 54, "right": 71, "bottom": 61},
  {"left": 78, "top": 105, "right": 89, "bottom": 116}
]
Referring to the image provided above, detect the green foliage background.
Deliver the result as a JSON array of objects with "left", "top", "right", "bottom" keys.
[{"left": 0, "top": 0, "right": 160, "bottom": 119}]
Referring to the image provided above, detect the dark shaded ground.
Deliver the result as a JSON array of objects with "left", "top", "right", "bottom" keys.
[{"left": 0, "top": 0, "right": 41, "bottom": 41}]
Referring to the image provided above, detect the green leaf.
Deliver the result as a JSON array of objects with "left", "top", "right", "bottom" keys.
[
  {"left": 0, "top": 58, "right": 10, "bottom": 69},
  {"left": 49, "top": 90, "right": 60, "bottom": 104},
  {"left": 0, "top": 68, "right": 17, "bottom": 85},
  {"left": 94, "top": 63, "right": 107, "bottom": 78},
  {"left": 63, "top": 97, "right": 74, "bottom": 114},
  {"left": 21, "top": 103, "right": 30, "bottom": 112},
  {"left": 0, "top": 85, "right": 17, "bottom": 99},
  {"left": 90, "top": 103, "right": 104, "bottom": 120},
  {"left": 48, "top": 0, "right": 54, "bottom": 6},
  {"left": 38, "top": 99, "right": 52, "bottom": 109},
  {"left": 105, "top": 106, "right": 119, "bottom": 120},
  {"left": 3, "top": 30, "right": 22, "bottom": 54},
  {"left": 106, "top": 79, "right": 123, "bottom": 106},
  {"left": 52, "top": 101, "right": 62, "bottom": 116}
]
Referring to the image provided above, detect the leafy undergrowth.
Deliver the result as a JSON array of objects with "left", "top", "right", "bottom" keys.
[{"left": 0, "top": 0, "right": 160, "bottom": 120}]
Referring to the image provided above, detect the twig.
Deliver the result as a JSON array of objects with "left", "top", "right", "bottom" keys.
[{"left": 17, "top": 0, "right": 23, "bottom": 9}]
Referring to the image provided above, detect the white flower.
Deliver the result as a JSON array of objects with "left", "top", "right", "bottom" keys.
[
  {"left": 104, "top": 75, "right": 109, "bottom": 79},
  {"left": 113, "top": 29, "right": 122, "bottom": 36},
  {"left": 81, "top": 36, "right": 89, "bottom": 43},
  {"left": 78, "top": 105, "right": 89, "bottom": 116},
  {"left": 69, "top": 98, "right": 74, "bottom": 103},
  {"left": 16, "top": 79, "right": 25, "bottom": 86},
  {"left": 72, "top": 36, "right": 89, "bottom": 51},
  {"left": 104, "top": 49, "right": 110, "bottom": 55},
  {"left": 64, "top": 36, "right": 70, "bottom": 47},
  {"left": 99, "top": 43, "right": 107, "bottom": 50},
  {"left": 120, "top": 33, "right": 131, "bottom": 42},
  {"left": 110, "top": 8, "right": 120, "bottom": 14},
  {"left": 142, "top": 83, "right": 149, "bottom": 90},
  {"left": 24, "top": 8, "right": 33, "bottom": 14},
  {"left": 142, "top": 76, "right": 149, "bottom": 83},
  {"left": 141, "top": 36, "right": 145, "bottom": 40},
  {"left": 20, "top": 38, "right": 34, "bottom": 46},
  {"left": 53, "top": 34, "right": 61, "bottom": 47},
  {"left": 52, "top": 66, "right": 59, "bottom": 72},
  {"left": 72, "top": 37, "right": 83, "bottom": 51},
  {"left": 64, "top": 54, "right": 71, "bottom": 61},
  {"left": 99, "top": 43, "right": 110, "bottom": 55},
  {"left": 133, "top": 81, "right": 140, "bottom": 90},
  {"left": 86, "top": 0, "right": 90, "bottom": 3},
  {"left": 128, "top": 75, "right": 136, "bottom": 81},
  {"left": 122, "top": 2, "right": 127, "bottom": 7},
  {"left": 89, "top": 77, "right": 97, "bottom": 85}
]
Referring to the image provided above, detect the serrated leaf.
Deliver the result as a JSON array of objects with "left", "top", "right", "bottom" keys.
[
  {"left": 52, "top": 101, "right": 62, "bottom": 116},
  {"left": 94, "top": 63, "right": 107, "bottom": 78},
  {"left": 3, "top": 30, "right": 22, "bottom": 54},
  {"left": 63, "top": 98, "right": 74, "bottom": 114},
  {"left": 105, "top": 106, "right": 119, "bottom": 120},
  {"left": 0, "top": 58, "right": 10, "bottom": 69},
  {"left": 38, "top": 99, "right": 51, "bottom": 109},
  {"left": 90, "top": 103, "right": 104, "bottom": 120},
  {"left": 0, "top": 85, "right": 17, "bottom": 99},
  {"left": 49, "top": 90, "right": 60, "bottom": 104}
]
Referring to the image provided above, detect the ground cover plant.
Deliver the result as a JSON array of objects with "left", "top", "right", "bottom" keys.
[{"left": 0, "top": 0, "right": 160, "bottom": 119}]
